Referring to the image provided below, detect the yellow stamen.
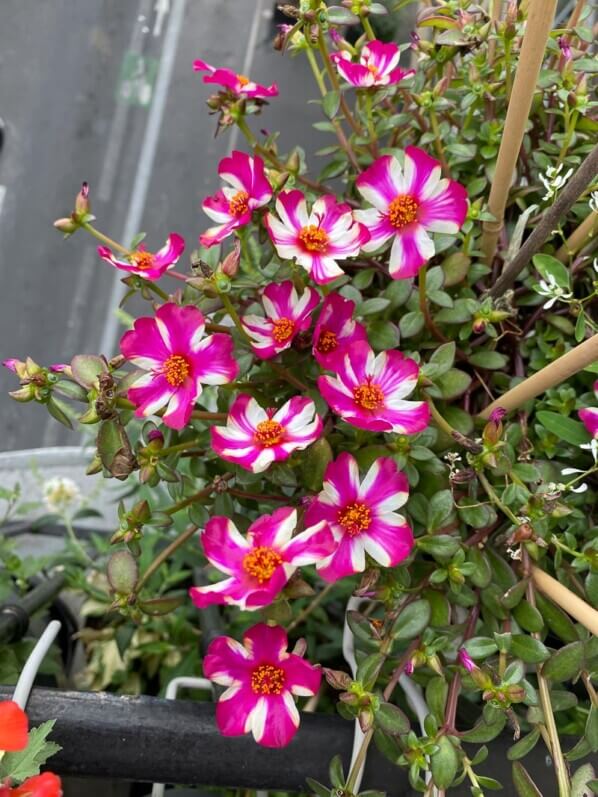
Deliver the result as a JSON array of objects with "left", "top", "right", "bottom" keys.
[
  {"left": 255, "top": 419, "right": 284, "bottom": 447},
  {"left": 236, "top": 74, "right": 250, "bottom": 87},
  {"left": 272, "top": 317, "right": 295, "bottom": 344},
  {"left": 243, "top": 546, "right": 283, "bottom": 583},
  {"left": 316, "top": 329, "right": 338, "bottom": 353},
  {"left": 388, "top": 195, "right": 419, "bottom": 229},
  {"left": 299, "top": 225, "right": 329, "bottom": 253},
  {"left": 337, "top": 502, "right": 372, "bottom": 537},
  {"left": 129, "top": 250, "right": 154, "bottom": 270},
  {"left": 228, "top": 190, "right": 250, "bottom": 217},
  {"left": 353, "top": 382, "right": 384, "bottom": 411},
  {"left": 251, "top": 663, "right": 285, "bottom": 695},
  {"left": 163, "top": 354, "right": 190, "bottom": 387}
]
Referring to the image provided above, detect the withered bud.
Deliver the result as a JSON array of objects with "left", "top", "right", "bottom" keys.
[
  {"left": 292, "top": 637, "right": 307, "bottom": 658},
  {"left": 324, "top": 668, "right": 353, "bottom": 690},
  {"left": 278, "top": 4, "right": 300, "bottom": 20},
  {"left": 54, "top": 217, "right": 79, "bottom": 235},
  {"left": 109, "top": 354, "right": 126, "bottom": 370},
  {"left": 75, "top": 182, "right": 90, "bottom": 215},
  {"left": 449, "top": 466, "right": 476, "bottom": 485},
  {"left": 219, "top": 240, "right": 241, "bottom": 277}
]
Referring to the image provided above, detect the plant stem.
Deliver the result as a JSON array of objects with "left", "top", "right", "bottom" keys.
[
  {"left": 426, "top": 397, "right": 456, "bottom": 437},
  {"left": 317, "top": 30, "right": 363, "bottom": 139},
  {"left": 418, "top": 265, "right": 448, "bottom": 341},
  {"left": 81, "top": 222, "right": 130, "bottom": 255},
  {"left": 269, "top": 361, "right": 310, "bottom": 392},
  {"left": 286, "top": 582, "right": 336, "bottom": 633},
  {"left": 190, "top": 410, "right": 228, "bottom": 421},
  {"left": 148, "top": 282, "right": 170, "bottom": 301},
  {"left": 218, "top": 291, "right": 252, "bottom": 343},
  {"left": 236, "top": 115, "right": 257, "bottom": 147},
  {"left": 345, "top": 728, "right": 374, "bottom": 794},
  {"left": 477, "top": 471, "right": 521, "bottom": 526},
  {"left": 228, "top": 487, "right": 289, "bottom": 504},
  {"left": 526, "top": 572, "right": 571, "bottom": 797},
  {"left": 63, "top": 514, "right": 93, "bottom": 565},
  {"left": 428, "top": 109, "right": 449, "bottom": 174},
  {"left": 360, "top": 15, "right": 376, "bottom": 41},
  {"left": 158, "top": 437, "right": 205, "bottom": 457},
  {"left": 582, "top": 672, "right": 598, "bottom": 707}
]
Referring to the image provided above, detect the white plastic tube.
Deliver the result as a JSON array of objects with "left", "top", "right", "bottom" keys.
[{"left": 13, "top": 620, "right": 61, "bottom": 709}]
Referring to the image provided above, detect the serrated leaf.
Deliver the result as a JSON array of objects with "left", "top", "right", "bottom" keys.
[{"left": 0, "top": 721, "right": 62, "bottom": 782}]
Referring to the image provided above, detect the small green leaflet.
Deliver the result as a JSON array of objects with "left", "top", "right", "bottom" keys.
[{"left": 0, "top": 720, "right": 62, "bottom": 783}]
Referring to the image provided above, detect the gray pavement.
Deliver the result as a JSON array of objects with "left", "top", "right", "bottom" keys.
[{"left": 0, "top": 0, "right": 320, "bottom": 451}]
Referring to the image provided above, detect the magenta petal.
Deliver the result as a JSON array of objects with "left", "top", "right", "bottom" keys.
[
  {"left": 281, "top": 522, "right": 335, "bottom": 565},
  {"left": 356, "top": 155, "right": 401, "bottom": 210},
  {"left": 250, "top": 694, "right": 300, "bottom": 748},
  {"left": 128, "top": 375, "right": 173, "bottom": 418},
  {"left": 154, "top": 303, "right": 205, "bottom": 353},
  {"left": 364, "top": 519, "right": 414, "bottom": 567},
  {"left": 201, "top": 516, "right": 251, "bottom": 574},
  {"left": 161, "top": 379, "right": 198, "bottom": 429},
  {"left": 243, "top": 622, "right": 288, "bottom": 661},
  {"left": 120, "top": 317, "right": 170, "bottom": 364},
  {"left": 192, "top": 333, "right": 238, "bottom": 384},
  {"left": 249, "top": 506, "right": 297, "bottom": 549},
  {"left": 215, "top": 687, "right": 256, "bottom": 737},
  {"left": 282, "top": 655, "right": 322, "bottom": 697},
  {"left": 418, "top": 180, "right": 468, "bottom": 234},
  {"left": 382, "top": 401, "right": 431, "bottom": 434},
  {"left": 318, "top": 535, "right": 362, "bottom": 582},
  {"left": 580, "top": 407, "right": 598, "bottom": 438},
  {"left": 359, "top": 457, "right": 409, "bottom": 511},
  {"left": 203, "top": 635, "right": 252, "bottom": 683},
  {"left": 153, "top": 233, "right": 185, "bottom": 267}
]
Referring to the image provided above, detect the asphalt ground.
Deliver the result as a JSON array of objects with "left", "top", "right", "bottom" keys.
[{"left": 0, "top": 0, "right": 320, "bottom": 451}]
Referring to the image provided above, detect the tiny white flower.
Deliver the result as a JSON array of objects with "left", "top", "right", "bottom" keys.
[
  {"left": 589, "top": 190, "right": 598, "bottom": 214},
  {"left": 43, "top": 476, "right": 81, "bottom": 514},
  {"left": 540, "top": 163, "right": 573, "bottom": 202},
  {"left": 534, "top": 272, "right": 573, "bottom": 308},
  {"left": 580, "top": 439, "right": 598, "bottom": 462}
]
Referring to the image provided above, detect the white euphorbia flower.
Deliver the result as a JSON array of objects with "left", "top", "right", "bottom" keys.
[
  {"left": 540, "top": 163, "right": 574, "bottom": 202},
  {"left": 535, "top": 272, "right": 573, "bottom": 308},
  {"left": 43, "top": 476, "right": 81, "bottom": 514}
]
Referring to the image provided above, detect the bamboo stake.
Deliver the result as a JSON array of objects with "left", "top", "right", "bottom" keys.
[
  {"left": 480, "top": 0, "right": 558, "bottom": 264},
  {"left": 556, "top": 210, "right": 598, "bottom": 262},
  {"left": 479, "top": 334, "right": 598, "bottom": 418},
  {"left": 566, "top": 0, "right": 586, "bottom": 29},
  {"left": 531, "top": 565, "right": 598, "bottom": 636},
  {"left": 488, "top": 141, "right": 598, "bottom": 297}
]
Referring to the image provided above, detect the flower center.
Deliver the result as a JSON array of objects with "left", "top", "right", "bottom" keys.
[
  {"left": 129, "top": 250, "right": 154, "bottom": 270},
  {"left": 251, "top": 663, "right": 285, "bottom": 695},
  {"left": 299, "top": 225, "right": 329, "bottom": 253},
  {"left": 236, "top": 74, "right": 250, "bottom": 87},
  {"left": 272, "top": 317, "right": 295, "bottom": 344},
  {"left": 163, "top": 354, "right": 190, "bottom": 387},
  {"left": 338, "top": 502, "right": 372, "bottom": 536},
  {"left": 254, "top": 419, "right": 284, "bottom": 447},
  {"left": 316, "top": 329, "right": 338, "bottom": 353},
  {"left": 243, "top": 546, "right": 283, "bottom": 583},
  {"left": 228, "top": 190, "right": 250, "bottom": 217},
  {"left": 367, "top": 63, "right": 379, "bottom": 76},
  {"left": 353, "top": 382, "right": 384, "bottom": 411},
  {"left": 388, "top": 195, "right": 419, "bottom": 229}
]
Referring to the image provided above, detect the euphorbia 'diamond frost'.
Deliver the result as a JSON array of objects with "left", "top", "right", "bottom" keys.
[
  {"left": 354, "top": 147, "right": 468, "bottom": 279},
  {"left": 211, "top": 394, "right": 322, "bottom": 473},
  {"left": 203, "top": 623, "right": 321, "bottom": 748},
  {"left": 305, "top": 453, "right": 413, "bottom": 581},
  {"left": 242, "top": 281, "right": 319, "bottom": 360},
  {"left": 189, "top": 507, "right": 333, "bottom": 609},
  {"left": 330, "top": 40, "right": 415, "bottom": 88},
  {"left": 264, "top": 191, "right": 369, "bottom": 284},
  {"left": 97, "top": 233, "right": 185, "bottom": 281},
  {"left": 200, "top": 151, "right": 273, "bottom": 247},
  {"left": 318, "top": 341, "right": 429, "bottom": 433},
  {"left": 120, "top": 303, "right": 238, "bottom": 429},
  {"left": 193, "top": 59, "right": 278, "bottom": 99}
]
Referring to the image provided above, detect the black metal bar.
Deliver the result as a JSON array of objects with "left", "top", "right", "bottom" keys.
[
  {"left": 0, "top": 686, "right": 400, "bottom": 792},
  {"left": 0, "top": 573, "right": 65, "bottom": 643}
]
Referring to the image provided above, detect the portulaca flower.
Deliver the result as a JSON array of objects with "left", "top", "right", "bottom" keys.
[
  {"left": 354, "top": 148, "right": 467, "bottom": 279},
  {"left": 210, "top": 394, "right": 322, "bottom": 473},
  {"left": 193, "top": 59, "right": 278, "bottom": 99},
  {"left": 120, "top": 303, "right": 238, "bottom": 429},
  {"left": 189, "top": 508, "right": 333, "bottom": 610},
  {"left": 200, "top": 151, "right": 273, "bottom": 246},
  {"left": 203, "top": 623, "right": 321, "bottom": 748},
  {"left": 264, "top": 191, "right": 369, "bottom": 284},
  {"left": 312, "top": 293, "right": 368, "bottom": 372},
  {"left": 330, "top": 40, "right": 415, "bottom": 88},
  {"left": 305, "top": 453, "right": 413, "bottom": 581},
  {"left": 317, "top": 341, "right": 429, "bottom": 434},
  {"left": 97, "top": 234, "right": 185, "bottom": 281},
  {"left": 242, "top": 281, "right": 319, "bottom": 360}
]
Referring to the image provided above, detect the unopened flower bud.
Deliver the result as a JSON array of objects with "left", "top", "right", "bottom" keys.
[
  {"left": 506, "top": 684, "right": 525, "bottom": 703},
  {"left": 358, "top": 707, "right": 374, "bottom": 733},
  {"left": 75, "top": 182, "right": 90, "bottom": 215},
  {"left": 53, "top": 217, "right": 79, "bottom": 235},
  {"left": 147, "top": 429, "right": 165, "bottom": 450},
  {"left": 325, "top": 668, "right": 353, "bottom": 690},
  {"left": 9, "top": 385, "right": 35, "bottom": 402},
  {"left": 457, "top": 647, "right": 475, "bottom": 672},
  {"left": 434, "top": 77, "right": 449, "bottom": 97},
  {"left": 472, "top": 317, "right": 487, "bottom": 333},
  {"left": 219, "top": 241, "right": 240, "bottom": 277}
]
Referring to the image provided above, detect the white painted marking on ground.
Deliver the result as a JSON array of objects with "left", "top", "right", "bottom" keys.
[
  {"left": 0, "top": 185, "right": 6, "bottom": 217},
  {"left": 97, "top": 0, "right": 152, "bottom": 202},
  {"left": 227, "top": 0, "right": 265, "bottom": 154},
  {"left": 153, "top": 0, "right": 170, "bottom": 37},
  {"left": 98, "top": 0, "right": 187, "bottom": 361}
]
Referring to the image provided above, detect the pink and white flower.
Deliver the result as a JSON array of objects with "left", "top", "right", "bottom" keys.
[
  {"left": 579, "top": 381, "right": 598, "bottom": 460},
  {"left": 242, "top": 281, "right": 319, "bottom": 360},
  {"left": 193, "top": 59, "right": 278, "bottom": 99},
  {"left": 189, "top": 507, "right": 334, "bottom": 610},
  {"left": 211, "top": 394, "right": 322, "bottom": 473},
  {"left": 330, "top": 40, "right": 415, "bottom": 88},
  {"left": 318, "top": 341, "right": 429, "bottom": 433},
  {"left": 354, "top": 148, "right": 468, "bottom": 279},
  {"left": 97, "top": 234, "right": 185, "bottom": 281},
  {"left": 305, "top": 453, "right": 413, "bottom": 581},
  {"left": 120, "top": 303, "right": 238, "bottom": 430},
  {"left": 312, "top": 293, "right": 368, "bottom": 371},
  {"left": 264, "top": 191, "right": 369, "bottom": 285},
  {"left": 200, "top": 151, "right": 273, "bottom": 247},
  {"left": 203, "top": 623, "right": 321, "bottom": 748}
]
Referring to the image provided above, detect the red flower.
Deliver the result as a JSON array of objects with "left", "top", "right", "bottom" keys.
[{"left": 0, "top": 701, "right": 28, "bottom": 752}]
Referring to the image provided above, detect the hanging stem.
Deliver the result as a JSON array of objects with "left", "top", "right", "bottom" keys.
[
  {"left": 218, "top": 291, "right": 252, "bottom": 343},
  {"left": 317, "top": 30, "right": 364, "bottom": 139},
  {"left": 81, "top": 222, "right": 130, "bottom": 255},
  {"left": 360, "top": 15, "right": 376, "bottom": 41}
]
